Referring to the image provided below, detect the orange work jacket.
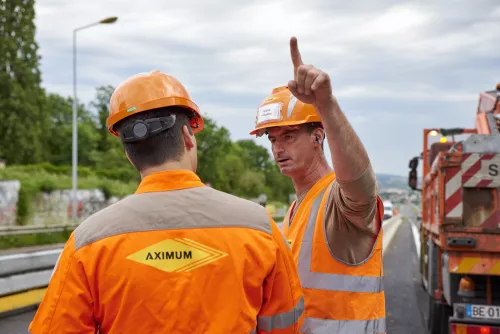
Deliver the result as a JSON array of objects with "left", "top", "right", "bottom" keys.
[
  {"left": 282, "top": 172, "right": 386, "bottom": 334},
  {"left": 29, "top": 170, "right": 304, "bottom": 334}
]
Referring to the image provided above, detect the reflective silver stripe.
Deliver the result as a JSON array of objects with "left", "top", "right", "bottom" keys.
[
  {"left": 297, "top": 187, "right": 384, "bottom": 293},
  {"left": 249, "top": 329, "right": 256, "bottom": 334},
  {"left": 257, "top": 296, "right": 305, "bottom": 332},
  {"left": 287, "top": 95, "right": 298, "bottom": 117},
  {"left": 301, "top": 316, "right": 386, "bottom": 334}
]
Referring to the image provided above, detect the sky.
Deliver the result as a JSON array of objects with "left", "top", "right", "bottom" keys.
[{"left": 34, "top": 0, "right": 500, "bottom": 176}]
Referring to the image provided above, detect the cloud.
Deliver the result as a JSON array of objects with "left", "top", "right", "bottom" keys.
[{"left": 34, "top": 0, "right": 500, "bottom": 176}]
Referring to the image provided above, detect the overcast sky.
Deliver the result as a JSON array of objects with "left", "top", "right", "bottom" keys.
[{"left": 34, "top": 0, "right": 500, "bottom": 176}]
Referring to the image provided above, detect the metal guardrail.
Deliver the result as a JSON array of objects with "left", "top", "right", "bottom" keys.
[
  {"left": 0, "top": 246, "right": 62, "bottom": 317},
  {"left": 0, "top": 216, "right": 403, "bottom": 317},
  {"left": 0, "top": 219, "right": 286, "bottom": 316}
]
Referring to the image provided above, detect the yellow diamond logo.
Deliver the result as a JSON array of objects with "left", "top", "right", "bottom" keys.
[{"left": 126, "top": 238, "right": 228, "bottom": 273}]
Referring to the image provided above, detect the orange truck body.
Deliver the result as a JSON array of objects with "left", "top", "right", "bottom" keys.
[{"left": 410, "top": 84, "right": 500, "bottom": 334}]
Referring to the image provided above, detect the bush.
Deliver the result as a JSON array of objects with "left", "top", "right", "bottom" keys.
[
  {"left": 0, "top": 229, "right": 73, "bottom": 250},
  {"left": 0, "top": 164, "right": 139, "bottom": 225}
]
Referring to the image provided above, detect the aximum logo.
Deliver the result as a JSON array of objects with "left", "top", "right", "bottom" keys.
[{"left": 126, "top": 238, "right": 228, "bottom": 273}]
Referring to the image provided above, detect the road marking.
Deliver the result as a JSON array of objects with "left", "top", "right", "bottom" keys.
[
  {"left": 382, "top": 216, "right": 403, "bottom": 256},
  {"left": 410, "top": 223, "right": 421, "bottom": 259}
]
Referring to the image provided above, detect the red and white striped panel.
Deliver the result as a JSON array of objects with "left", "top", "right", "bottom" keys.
[
  {"left": 445, "top": 166, "right": 463, "bottom": 218},
  {"left": 461, "top": 153, "right": 500, "bottom": 188},
  {"left": 445, "top": 153, "right": 500, "bottom": 219}
]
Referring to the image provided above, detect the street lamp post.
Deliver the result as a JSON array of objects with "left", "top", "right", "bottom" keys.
[{"left": 71, "top": 16, "right": 118, "bottom": 220}]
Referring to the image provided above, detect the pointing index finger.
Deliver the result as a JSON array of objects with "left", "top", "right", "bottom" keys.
[{"left": 290, "top": 36, "right": 303, "bottom": 71}]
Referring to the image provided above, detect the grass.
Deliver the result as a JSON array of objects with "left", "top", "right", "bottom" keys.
[{"left": 0, "top": 229, "right": 74, "bottom": 250}]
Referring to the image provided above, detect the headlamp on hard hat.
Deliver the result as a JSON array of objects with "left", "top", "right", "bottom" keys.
[{"left": 119, "top": 114, "right": 177, "bottom": 143}]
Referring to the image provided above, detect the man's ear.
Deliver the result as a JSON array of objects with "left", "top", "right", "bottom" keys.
[
  {"left": 182, "top": 125, "right": 195, "bottom": 149},
  {"left": 312, "top": 128, "right": 324, "bottom": 146}
]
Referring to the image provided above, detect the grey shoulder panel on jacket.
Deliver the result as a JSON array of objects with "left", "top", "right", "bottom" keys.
[{"left": 74, "top": 186, "right": 272, "bottom": 250}]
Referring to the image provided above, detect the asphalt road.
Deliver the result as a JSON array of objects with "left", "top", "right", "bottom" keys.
[
  {"left": 0, "top": 204, "right": 430, "bottom": 334},
  {"left": 384, "top": 206, "right": 429, "bottom": 334}
]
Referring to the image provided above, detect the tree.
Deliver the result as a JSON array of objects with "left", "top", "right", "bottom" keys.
[
  {"left": 235, "top": 139, "right": 270, "bottom": 170},
  {"left": 43, "top": 93, "right": 99, "bottom": 166},
  {"left": 195, "top": 117, "right": 234, "bottom": 190},
  {"left": 0, "top": 0, "right": 47, "bottom": 164},
  {"left": 263, "top": 162, "right": 295, "bottom": 204},
  {"left": 234, "top": 139, "right": 294, "bottom": 204},
  {"left": 90, "top": 85, "right": 115, "bottom": 152}
]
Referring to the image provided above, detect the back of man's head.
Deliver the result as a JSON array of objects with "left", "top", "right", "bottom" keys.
[{"left": 114, "top": 106, "right": 193, "bottom": 172}]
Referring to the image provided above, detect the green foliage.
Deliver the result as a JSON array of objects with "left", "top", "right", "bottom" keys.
[
  {"left": 0, "top": 229, "right": 73, "bottom": 250},
  {"left": 0, "top": 165, "right": 139, "bottom": 224},
  {"left": 0, "top": 1, "right": 295, "bottom": 232},
  {"left": 0, "top": 0, "right": 46, "bottom": 164},
  {"left": 194, "top": 117, "right": 294, "bottom": 203}
]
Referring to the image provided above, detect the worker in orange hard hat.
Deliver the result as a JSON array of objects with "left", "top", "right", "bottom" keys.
[
  {"left": 250, "top": 37, "right": 386, "bottom": 333},
  {"left": 30, "top": 70, "right": 304, "bottom": 334}
]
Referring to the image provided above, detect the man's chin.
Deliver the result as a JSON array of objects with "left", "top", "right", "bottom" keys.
[{"left": 278, "top": 165, "right": 297, "bottom": 177}]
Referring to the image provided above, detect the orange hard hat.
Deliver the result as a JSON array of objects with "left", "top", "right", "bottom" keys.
[
  {"left": 249, "top": 86, "right": 321, "bottom": 137},
  {"left": 107, "top": 70, "right": 204, "bottom": 136}
]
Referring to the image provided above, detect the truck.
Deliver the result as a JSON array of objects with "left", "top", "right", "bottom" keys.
[{"left": 407, "top": 83, "right": 500, "bottom": 334}]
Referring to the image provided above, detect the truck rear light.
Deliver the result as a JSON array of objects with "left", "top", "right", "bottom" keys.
[{"left": 450, "top": 323, "right": 500, "bottom": 334}]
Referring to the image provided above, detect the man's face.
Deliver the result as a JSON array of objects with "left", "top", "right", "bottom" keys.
[{"left": 267, "top": 125, "right": 315, "bottom": 177}]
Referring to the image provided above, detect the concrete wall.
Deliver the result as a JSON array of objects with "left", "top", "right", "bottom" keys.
[
  {"left": 0, "top": 180, "right": 20, "bottom": 226},
  {"left": 0, "top": 180, "right": 121, "bottom": 226}
]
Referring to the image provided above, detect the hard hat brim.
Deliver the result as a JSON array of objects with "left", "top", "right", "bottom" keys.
[
  {"left": 107, "top": 96, "right": 203, "bottom": 136},
  {"left": 249, "top": 118, "right": 321, "bottom": 136}
]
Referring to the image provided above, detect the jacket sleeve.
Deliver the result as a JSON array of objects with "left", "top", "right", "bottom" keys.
[
  {"left": 29, "top": 233, "right": 96, "bottom": 334},
  {"left": 256, "top": 217, "right": 305, "bottom": 334}
]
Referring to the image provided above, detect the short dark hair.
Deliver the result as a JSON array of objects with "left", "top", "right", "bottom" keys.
[{"left": 114, "top": 106, "right": 193, "bottom": 171}]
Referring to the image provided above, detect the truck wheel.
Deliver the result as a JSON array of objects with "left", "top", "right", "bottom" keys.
[
  {"left": 439, "top": 304, "right": 453, "bottom": 334},
  {"left": 427, "top": 298, "right": 442, "bottom": 334},
  {"left": 427, "top": 298, "right": 452, "bottom": 334}
]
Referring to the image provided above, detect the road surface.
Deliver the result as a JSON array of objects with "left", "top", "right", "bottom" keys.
[
  {"left": 384, "top": 205, "right": 428, "bottom": 333},
  {"left": 0, "top": 204, "right": 429, "bottom": 334}
]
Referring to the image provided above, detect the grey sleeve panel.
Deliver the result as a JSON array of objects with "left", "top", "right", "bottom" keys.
[{"left": 74, "top": 187, "right": 272, "bottom": 250}]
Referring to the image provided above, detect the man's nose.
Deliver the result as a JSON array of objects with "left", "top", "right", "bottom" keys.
[{"left": 272, "top": 142, "right": 285, "bottom": 155}]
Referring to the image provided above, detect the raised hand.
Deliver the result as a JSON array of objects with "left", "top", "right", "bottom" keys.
[{"left": 287, "top": 36, "right": 334, "bottom": 110}]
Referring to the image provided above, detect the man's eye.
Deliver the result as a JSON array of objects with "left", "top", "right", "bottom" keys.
[{"left": 285, "top": 135, "right": 293, "bottom": 140}]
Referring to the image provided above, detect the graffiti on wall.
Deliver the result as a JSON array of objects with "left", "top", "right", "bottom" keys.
[
  {"left": 31, "top": 189, "right": 122, "bottom": 225},
  {"left": 0, "top": 180, "right": 123, "bottom": 226},
  {"left": 0, "top": 180, "right": 21, "bottom": 226}
]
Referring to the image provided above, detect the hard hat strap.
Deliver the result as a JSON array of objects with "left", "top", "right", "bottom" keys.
[{"left": 119, "top": 115, "right": 177, "bottom": 143}]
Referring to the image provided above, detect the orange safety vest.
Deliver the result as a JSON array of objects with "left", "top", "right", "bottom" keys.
[
  {"left": 283, "top": 172, "right": 386, "bottom": 334},
  {"left": 29, "top": 170, "right": 304, "bottom": 334}
]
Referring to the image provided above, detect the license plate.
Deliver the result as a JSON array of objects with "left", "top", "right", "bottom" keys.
[{"left": 466, "top": 304, "right": 500, "bottom": 320}]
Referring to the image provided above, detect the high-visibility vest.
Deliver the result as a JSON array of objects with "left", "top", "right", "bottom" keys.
[
  {"left": 283, "top": 172, "right": 386, "bottom": 334},
  {"left": 29, "top": 170, "right": 305, "bottom": 334}
]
